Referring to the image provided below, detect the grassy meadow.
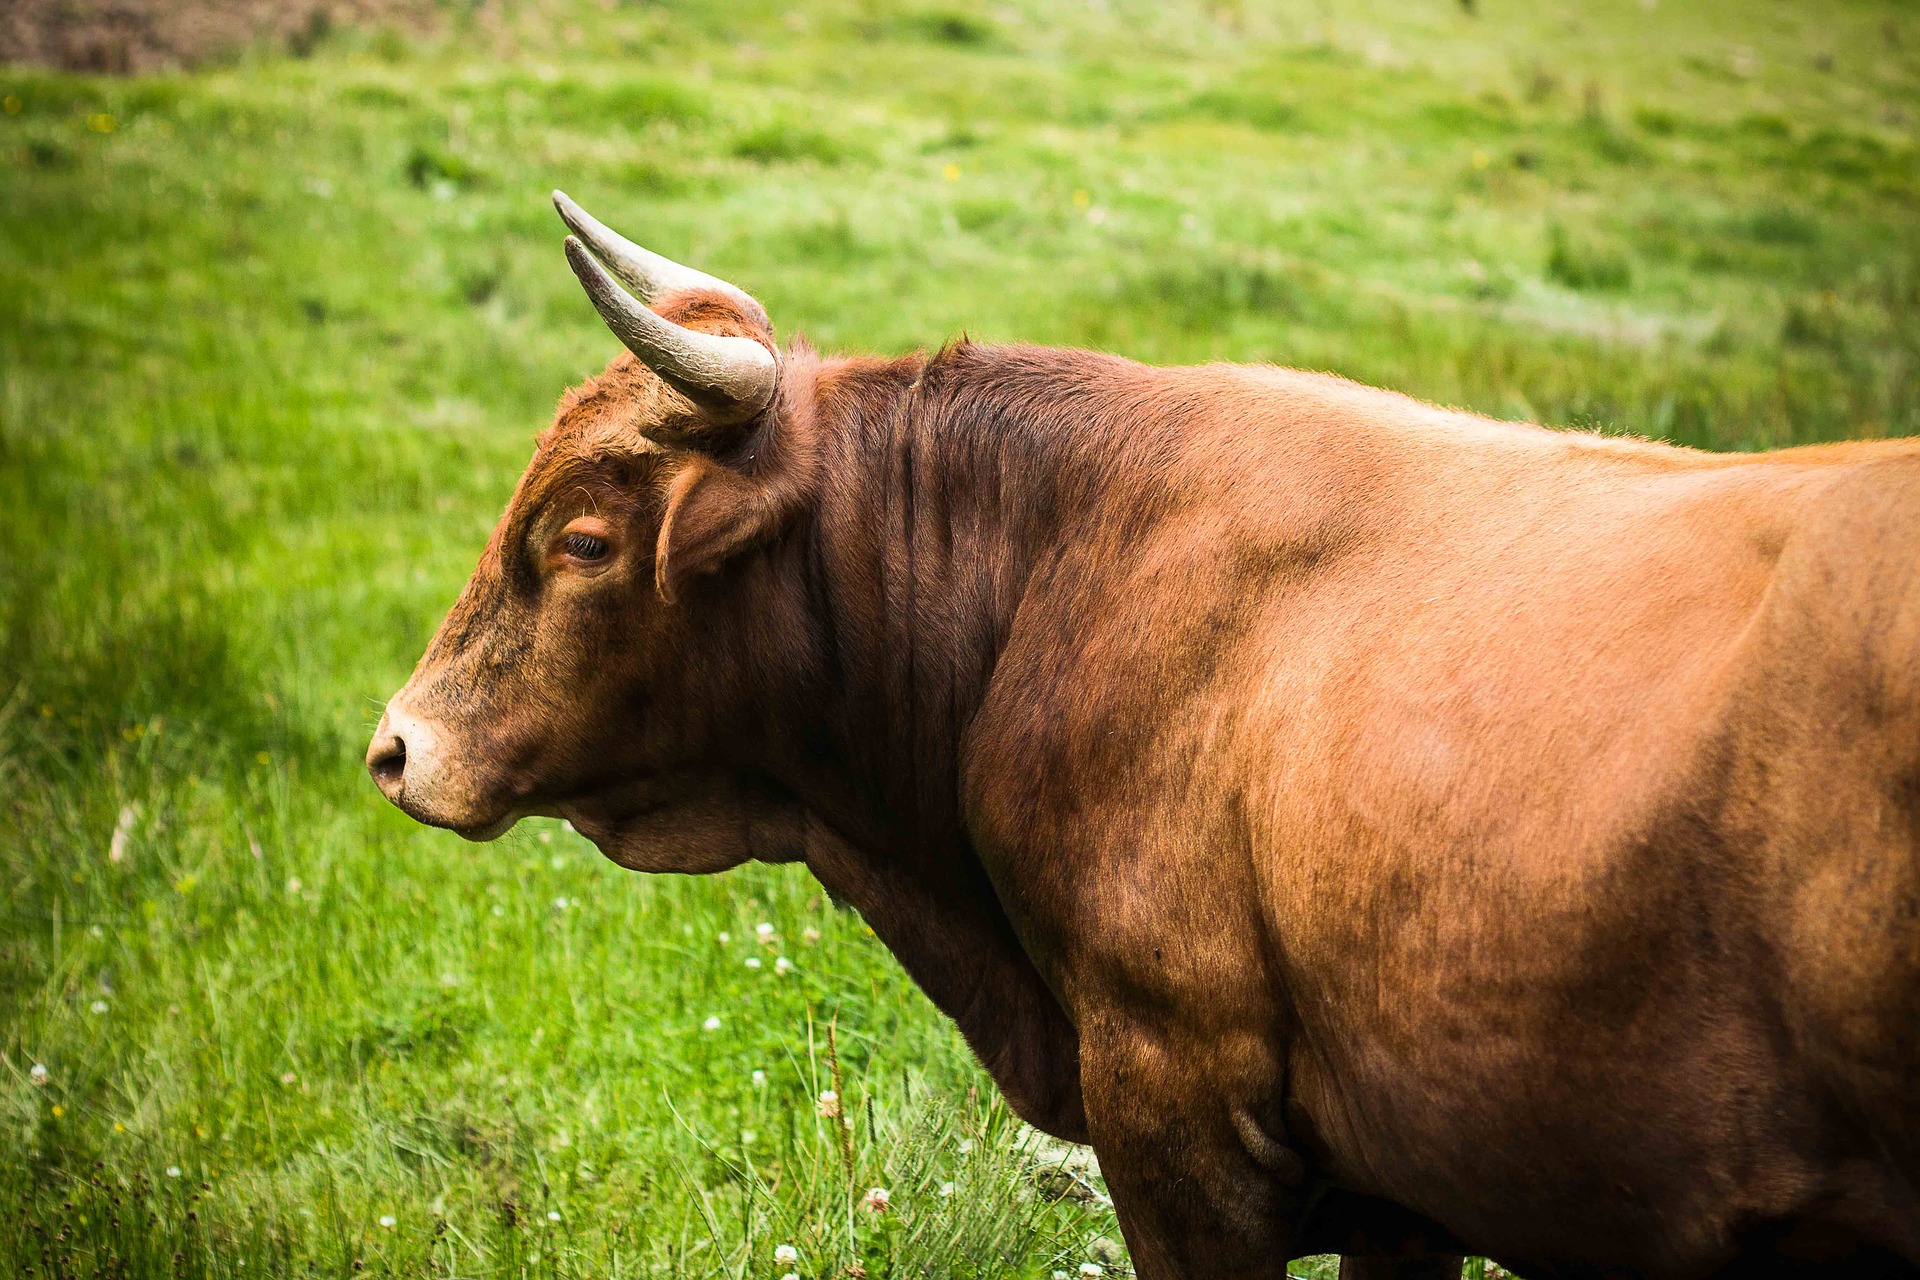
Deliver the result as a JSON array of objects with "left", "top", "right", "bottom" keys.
[{"left": 2, "top": 0, "right": 1917, "bottom": 1274}]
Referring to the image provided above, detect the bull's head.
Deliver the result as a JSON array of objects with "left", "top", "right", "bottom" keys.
[{"left": 366, "top": 192, "right": 820, "bottom": 873}]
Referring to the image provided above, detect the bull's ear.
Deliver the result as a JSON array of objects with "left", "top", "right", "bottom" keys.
[
  {"left": 651, "top": 352, "right": 818, "bottom": 603},
  {"left": 654, "top": 454, "right": 788, "bottom": 604}
]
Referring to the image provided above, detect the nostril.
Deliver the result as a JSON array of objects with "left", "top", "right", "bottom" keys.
[{"left": 368, "top": 735, "right": 407, "bottom": 790}]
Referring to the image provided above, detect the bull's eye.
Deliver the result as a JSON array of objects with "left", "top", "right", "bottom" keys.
[{"left": 561, "top": 531, "right": 609, "bottom": 561}]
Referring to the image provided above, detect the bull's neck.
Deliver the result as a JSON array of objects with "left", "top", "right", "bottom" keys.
[{"left": 775, "top": 341, "right": 1162, "bottom": 860}]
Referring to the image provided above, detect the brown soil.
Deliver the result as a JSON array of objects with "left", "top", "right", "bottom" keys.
[{"left": 1, "top": 0, "right": 436, "bottom": 74}]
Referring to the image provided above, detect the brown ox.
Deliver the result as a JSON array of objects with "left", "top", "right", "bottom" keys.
[{"left": 369, "top": 193, "right": 1920, "bottom": 1280}]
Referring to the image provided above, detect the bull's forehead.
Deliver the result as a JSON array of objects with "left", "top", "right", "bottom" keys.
[
  {"left": 515, "top": 360, "right": 668, "bottom": 502},
  {"left": 538, "top": 354, "right": 672, "bottom": 459}
]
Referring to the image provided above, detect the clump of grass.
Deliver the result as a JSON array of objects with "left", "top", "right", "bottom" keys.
[
  {"left": 731, "top": 120, "right": 853, "bottom": 164},
  {"left": 534, "top": 74, "right": 710, "bottom": 128},
  {"left": 403, "top": 141, "right": 482, "bottom": 190},
  {"left": 894, "top": 9, "right": 1002, "bottom": 47},
  {"left": 1179, "top": 85, "right": 1304, "bottom": 131},
  {"left": 1546, "top": 221, "right": 1633, "bottom": 291},
  {"left": 1740, "top": 204, "right": 1821, "bottom": 246},
  {"left": 1633, "top": 106, "right": 1681, "bottom": 136},
  {"left": 24, "top": 136, "right": 73, "bottom": 168},
  {"left": 1780, "top": 290, "right": 1852, "bottom": 348},
  {"left": 1576, "top": 116, "right": 1646, "bottom": 165},
  {"left": 1131, "top": 249, "right": 1311, "bottom": 327}
]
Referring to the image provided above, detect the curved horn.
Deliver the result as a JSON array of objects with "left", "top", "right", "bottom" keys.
[
  {"left": 563, "top": 236, "right": 777, "bottom": 426},
  {"left": 553, "top": 190, "right": 765, "bottom": 320}
]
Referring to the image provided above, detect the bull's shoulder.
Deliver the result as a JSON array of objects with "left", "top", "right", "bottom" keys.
[{"left": 1758, "top": 446, "right": 1920, "bottom": 679}]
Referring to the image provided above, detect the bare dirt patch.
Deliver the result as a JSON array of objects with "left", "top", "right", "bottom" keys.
[{"left": 1, "top": 0, "right": 436, "bottom": 74}]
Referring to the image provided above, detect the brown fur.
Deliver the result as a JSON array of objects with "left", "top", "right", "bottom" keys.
[{"left": 371, "top": 287, "right": 1920, "bottom": 1280}]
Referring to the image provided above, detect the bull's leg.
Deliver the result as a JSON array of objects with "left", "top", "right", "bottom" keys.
[
  {"left": 1094, "top": 1127, "right": 1296, "bottom": 1280},
  {"left": 1079, "top": 1024, "right": 1298, "bottom": 1279},
  {"left": 1338, "top": 1256, "right": 1465, "bottom": 1280}
]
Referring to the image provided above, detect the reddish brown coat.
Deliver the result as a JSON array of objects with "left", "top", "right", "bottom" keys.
[{"left": 372, "top": 288, "right": 1920, "bottom": 1280}]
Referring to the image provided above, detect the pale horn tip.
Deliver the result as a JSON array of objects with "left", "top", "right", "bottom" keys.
[
  {"left": 561, "top": 234, "right": 606, "bottom": 294},
  {"left": 561, "top": 235, "right": 617, "bottom": 306}
]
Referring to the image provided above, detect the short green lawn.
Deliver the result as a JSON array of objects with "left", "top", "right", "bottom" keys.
[{"left": 2, "top": 1, "right": 1915, "bottom": 1275}]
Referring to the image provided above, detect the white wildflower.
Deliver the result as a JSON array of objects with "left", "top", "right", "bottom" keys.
[
  {"left": 29, "top": 1063, "right": 48, "bottom": 1085},
  {"left": 91, "top": 1000, "right": 108, "bottom": 1014},
  {"left": 802, "top": 927, "right": 821, "bottom": 944},
  {"left": 751, "top": 1069, "right": 767, "bottom": 1086},
  {"left": 109, "top": 804, "right": 135, "bottom": 863},
  {"left": 774, "top": 1243, "right": 799, "bottom": 1265},
  {"left": 547, "top": 1210, "right": 561, "bottom": 1222},
  {"left": 816, "top": 1089, "right": 840, "bottom": 1117},
  {"left": 939, "top": 1181, "right": 955, "bottom": 1196},
  {"left": 775, "top": 956, "right": 794, "bottom": 973},
  {"left": 702, "top": 1015, "right": 722, "bottom": 1032},
  {"left": 861, "top": 1186, "right": 890, "bottom": 1212},
  {"left": 166, "top": 1166, "right": 182, "bottom": 1178},
  {"left": 717, "top": 931, "right": 731, "bottom": 944},
  {"left": 755, "top": 922, "right": 775, "bottom": 938},
  {"left": 379, "top": 1215, "right": 396, "bottom": 1228},
  {"left": 745, "top": 956, "right": 762, "bottom": 969}
]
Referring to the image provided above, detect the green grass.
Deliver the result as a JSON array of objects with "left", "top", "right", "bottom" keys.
[{"left": 2, "top": 0, "right": 1917, "bottom": 1274}]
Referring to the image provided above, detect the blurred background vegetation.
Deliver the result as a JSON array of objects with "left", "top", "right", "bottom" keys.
[{"left": 2, "top": 0, "right": 1916, "bottom": 1275}]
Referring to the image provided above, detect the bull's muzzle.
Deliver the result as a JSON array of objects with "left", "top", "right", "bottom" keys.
[
  {"left": 365, "top": 705, "right": 420, "bottom": 805},
  {"left": 366, "top": 701, "right": 522, "bottom": 840}
]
